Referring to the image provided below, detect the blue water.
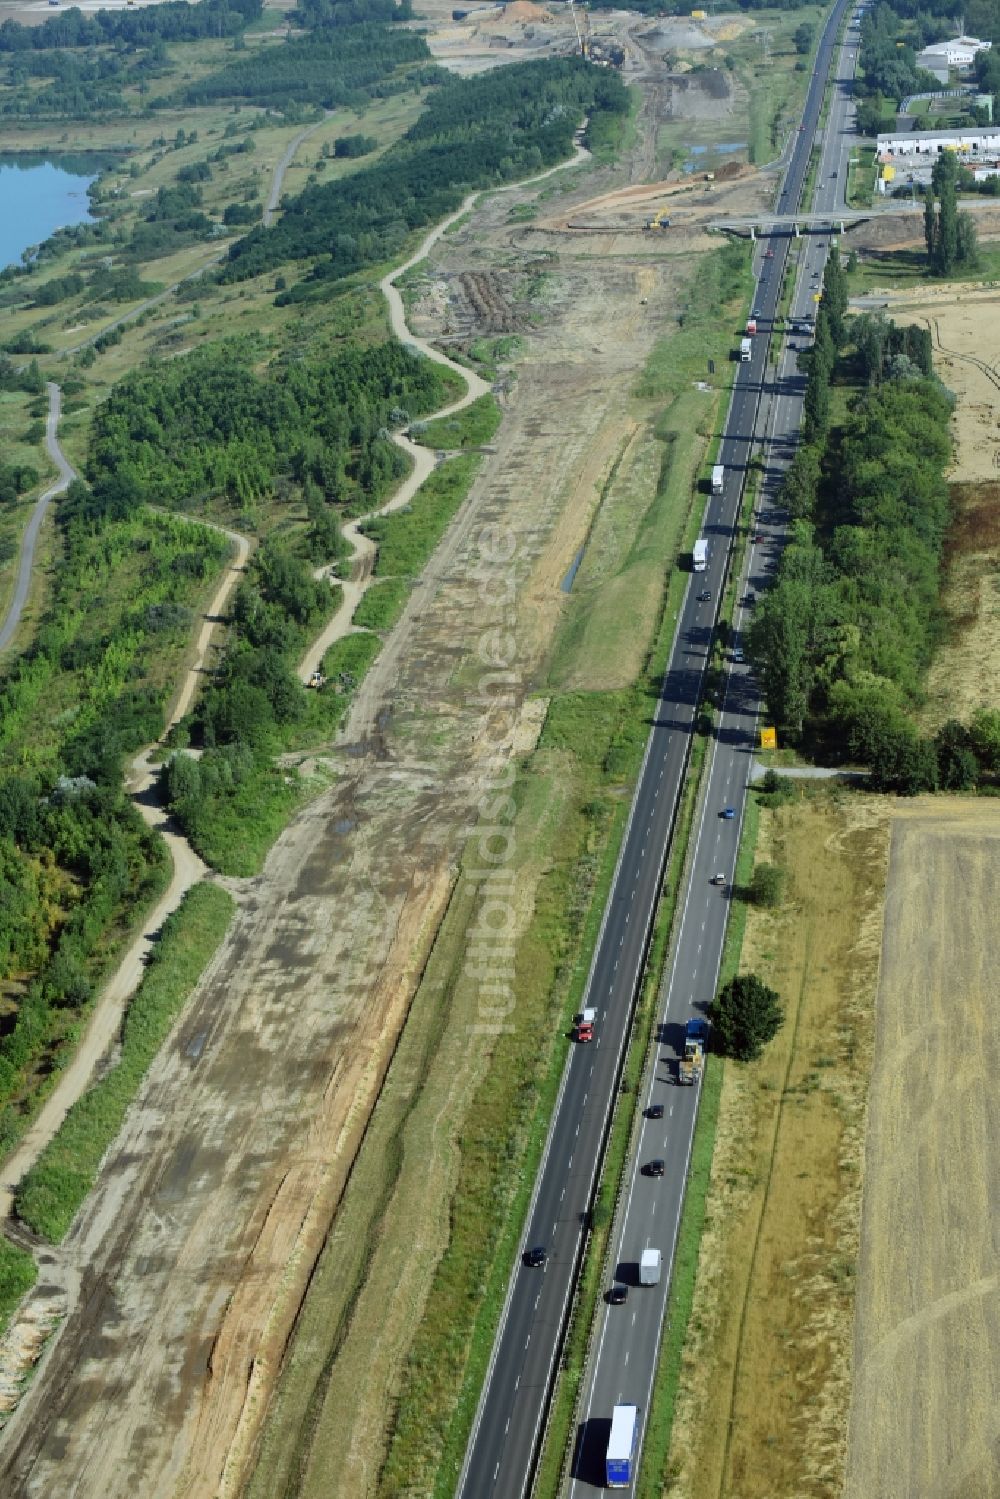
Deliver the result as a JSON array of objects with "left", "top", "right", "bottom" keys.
[
  {"left": 0, "top": 156, "right": 102, "bottom": 269},
  {"left": 561, "top": 546, "right": 585, "bottom": 593}
]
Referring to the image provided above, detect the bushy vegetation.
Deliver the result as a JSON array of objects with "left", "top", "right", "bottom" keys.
[
  {"left": 363, "top": 452, "right": 481, "bottom": 576},
  {"left": 0, "top": 1238, "right": 36, "bottom": 1333},
  {"left": 350, "top": 575, "right": 410, "bottom": 631},
  {"left": 0, "top": 502, "right": 232, "bottom": 1152},
  {"left": 224, "top": 58, "right": 628, "bottom": 287},
  {"left": 15, "top": 883, "right": 235, "bottom": 1242},
  {"left": 86, "top": 338, "right": 460, "bottom": 519},
  {"left": 411, "top": 393, "right": 502, "bottom": 451}
]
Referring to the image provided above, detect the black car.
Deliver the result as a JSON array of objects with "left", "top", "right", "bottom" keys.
[
  {"left": 523, "top": 1245, "right": 547, "bottom": 1268},
  {"left": 646, "top": 1103, "right": 665, "bottom": 1120},
  {"left": 606, "top": 1283, "right": 628, "bottom": 1305},
  {"left": 697, "top": 589, "right": 711, "bottom": 602},
  {"left": 644, "top": 1158, "right": 666, "bottom": 1178}
]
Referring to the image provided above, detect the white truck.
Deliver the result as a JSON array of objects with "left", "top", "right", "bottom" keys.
[
  {"left": 740, "top": 337, "right": 752, "bottom": 362},
  {"left": 606, "top": 1405, "right": 639, "bottom": 1488},
  {"left": 639, "top": 1247, "right": 662, "bottom": 1286},
  {"left": 692, "top": 538, "right": 708, "bottom": 573},
  {"left": 711, "top": 463, "right": 724, "bottom": 495}
]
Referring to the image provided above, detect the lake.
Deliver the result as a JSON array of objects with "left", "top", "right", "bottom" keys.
[{"left": 0, "top": 154, "right": 106, "bottom": 269}]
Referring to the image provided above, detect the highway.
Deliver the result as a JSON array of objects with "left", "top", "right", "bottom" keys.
[
  {"left": 567, "top": 4, "right": 863, "bottom": 1493},
  {"left": 456, "top": 4, "right": 861, "bottom": 1496}
]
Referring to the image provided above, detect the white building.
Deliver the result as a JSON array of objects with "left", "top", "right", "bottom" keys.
[
  {"left": 916, "top": 35, "right": 991, "bottom": 70},
  {"left": 876, "top": 126, "right": 1000, "bottom": 159}
]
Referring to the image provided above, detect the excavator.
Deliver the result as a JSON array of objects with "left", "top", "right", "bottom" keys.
[{"left": 643, "top": 208, "right": 671, "bottom": 232}]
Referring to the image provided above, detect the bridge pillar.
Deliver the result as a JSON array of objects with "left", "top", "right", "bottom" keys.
[
  {"left": 749, "top": 224, "right": 756, "bottom": 242},
  {"left": 793, "top": 222, "right": 800, "bottom": 238},
  {"left": 839, "top": 220, "right": 845, "bottom": 235}
]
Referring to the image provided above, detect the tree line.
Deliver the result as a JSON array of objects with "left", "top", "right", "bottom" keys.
[
  {"left": 223, "top": 57, "right": 628, "bottom": 288},
  {"left": 0, "top": 0, "right": 261, "bottom": 53},
  {"left": 749, "top": 257, "right": 1000, "bottom": 792},
  {"left": 177, "top": 24, "right": 428, "bottom": 110}
]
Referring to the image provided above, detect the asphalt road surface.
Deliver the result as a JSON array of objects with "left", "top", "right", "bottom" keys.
[
  {"left": 0, "top": 383, "right": 76, "bottom": 655},
  {"left": 567, "top": 5, "right": 863, "bottom": 1494},
  {"left": 456, "top": 2, "right": 861, "bottom": 1496}
]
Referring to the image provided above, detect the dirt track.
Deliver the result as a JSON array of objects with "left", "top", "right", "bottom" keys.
[{"left": 845, "top": 801, "right": 1000, "bottom": 1499}]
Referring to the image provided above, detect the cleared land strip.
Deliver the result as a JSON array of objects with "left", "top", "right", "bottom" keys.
[{"left": 845, "top": 801, "right": 1000, "bottom": 1499}]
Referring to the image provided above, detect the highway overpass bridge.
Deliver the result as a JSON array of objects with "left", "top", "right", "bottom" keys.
[{"left": 708, "top": 203, "right": 921, "bottom": 238}]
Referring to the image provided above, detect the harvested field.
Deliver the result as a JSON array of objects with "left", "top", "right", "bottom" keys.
[
  {"left": 845, "top": 800, "right": 1000, "bottom": 1499},
  {"left": 664, "top": 791, "right": 892, "bottom": 1499},
  {"left": 922, "top": 480, "right": 1000, "bottom": 731}
]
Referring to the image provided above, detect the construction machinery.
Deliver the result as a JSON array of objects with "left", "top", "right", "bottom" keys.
[
  {"left": 678, "top": 1017, "right": 708, "bottom": 1085},
  {"left": 644, "top": 208, "right": 671, "bottom": 231}
]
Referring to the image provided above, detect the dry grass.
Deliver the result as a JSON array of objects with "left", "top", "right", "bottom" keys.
[
  {"left": 664, "top": 789, "right": 892, "bottom": 1499},
  {"left": 844, "top": 799, "right": 1000, "bottom": 1499},
  {"left": 921, "top": 480, "right": 1000, "bottom": 732}
]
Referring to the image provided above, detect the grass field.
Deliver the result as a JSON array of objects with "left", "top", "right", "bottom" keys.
[
  {"left": 845, "top": 800, "right": 1000, "bottom": 1499},
  {"left": 662, "top": 787, "right": 891, "bottom": 1499}
]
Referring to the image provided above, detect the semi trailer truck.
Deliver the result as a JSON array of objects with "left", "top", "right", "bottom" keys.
[
  {"left": 693, "top": 538, "right": 708, "bottom": 572},
  {"left": 711, "top": 463, "right": 724, "bottom": 495}
]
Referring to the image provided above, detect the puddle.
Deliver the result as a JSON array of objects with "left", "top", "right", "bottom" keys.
[{"left": 561, "top": 546, "right": 585, "bottom": 593}]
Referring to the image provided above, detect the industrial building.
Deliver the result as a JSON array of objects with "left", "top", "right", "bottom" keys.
[
  {"left": 916, "top": 35, "right": 991, "bottom": 69},
  {"left": 876, "top": 126, "right": 1000, "bottom": 158}
]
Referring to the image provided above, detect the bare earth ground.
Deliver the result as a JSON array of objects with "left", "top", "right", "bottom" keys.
[
  {"left": 922, "top": 480, "right": 1000, "bottom": 732},
  {"left": 665, "top": 793, "right": 891, "bottom": 1499},
  {"left": 844, "top": 801, "right": 1000, "bottom": 1499},
  {"left": 0, "top": 117, "right": 690, "bottom": 1499}
]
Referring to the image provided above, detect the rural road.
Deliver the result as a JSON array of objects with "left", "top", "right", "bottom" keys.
[
  {"left": 456, "top": 5, "right": 858, "bottom": 1494},
  {"left": 263, "top": 115, "right": 330, "bottom": 226},
  {"left": 0, "top": 383, "right": 74, "bottom": 655}
]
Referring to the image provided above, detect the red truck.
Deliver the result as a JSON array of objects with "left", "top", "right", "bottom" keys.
[{"left": 574, "top": 1007, "right": 597, "bottom": 1042}]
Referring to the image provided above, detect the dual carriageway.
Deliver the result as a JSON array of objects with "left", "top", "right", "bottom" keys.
[{"left": 458, "top": 3, "right": 864, "bottom": 1493}]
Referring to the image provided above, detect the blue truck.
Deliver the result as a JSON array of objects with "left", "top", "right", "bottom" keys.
[{"left": 606, "top": 1403, "right": 638, "bottom": 1487}]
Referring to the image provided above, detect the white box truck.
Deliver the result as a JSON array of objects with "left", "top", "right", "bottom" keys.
[
  {"left": 692, "top": 538, "right": 708, "bottom": 572},
  {"left": 606, "top": 1404, "right": 639, "bottom": 1488},
  {"left": 711, "top": 463, "right": 724, "bottom": 495},
  {"left": 639, "top": 1248, "right": 662, "bottom": 1285},
  {"left": 740, "top": 337, "right": 752, "bottom": 362}
]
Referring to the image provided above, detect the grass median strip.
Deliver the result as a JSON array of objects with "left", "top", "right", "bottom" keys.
[{"left": 15, "top": 882, "right": 235, "bottom": 1242}]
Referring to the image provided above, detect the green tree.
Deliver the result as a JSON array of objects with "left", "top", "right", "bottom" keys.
[
  {"left": 750, "top": 861, "right": 786, "bottom": 908},
  {"left": 822, "top": 246, "right": 848, "bottom": 346},
  {"left": 793, "top": 21, "right": 815, "bottom": 53},
  {"left": 934, "top": 720, "right": 979, "bottom": 789},
  {"left": 712, "top": 974, "right": 783, "bottom": 1061}
]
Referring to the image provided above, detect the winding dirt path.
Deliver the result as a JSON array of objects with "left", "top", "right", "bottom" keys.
[
  {"left": 0, "top": 384, "right": 74, "bottom": 655},
  {"left": 299, "top": 142, "right": 589, "bottom": 680}
]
